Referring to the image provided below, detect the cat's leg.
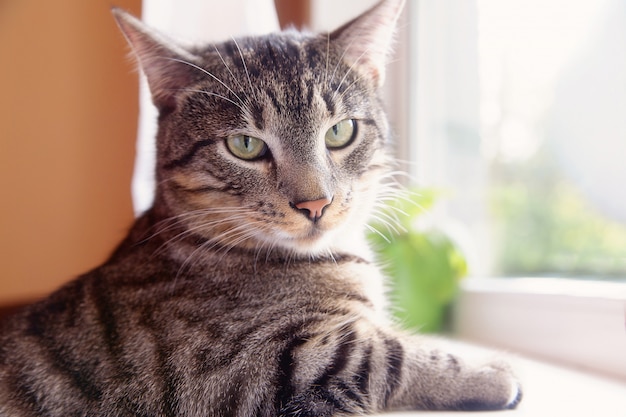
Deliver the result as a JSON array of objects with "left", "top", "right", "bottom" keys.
[
  {"left": 276, "top": 320, "right": 521, "bottom": 416},
  {"left": 374, "top": 332, "right": 523, "bottom": 412}
]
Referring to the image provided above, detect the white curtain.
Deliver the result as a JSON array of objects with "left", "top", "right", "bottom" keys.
[{"left": 132, "top": 0, "right": 280, "bottom": 215}]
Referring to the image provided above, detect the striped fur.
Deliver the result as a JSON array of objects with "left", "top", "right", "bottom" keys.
[{"left": 0, "top": 1, "right": 521, "bottom": 415}]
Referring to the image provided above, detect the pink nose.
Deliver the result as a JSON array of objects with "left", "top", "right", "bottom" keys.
[{"left": 294, "top": 197, "right": 332, "bottom": 221}]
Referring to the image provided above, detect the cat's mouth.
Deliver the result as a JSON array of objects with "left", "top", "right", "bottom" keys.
[
  {"left": 281, "top": 221, "right": 336, "bottom": 252},
  {"left": 300, "top": 224, "right": 328, "bottom": 240}
]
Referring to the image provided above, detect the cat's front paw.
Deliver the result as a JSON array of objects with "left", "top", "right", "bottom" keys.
[{"left": 454, "top": 362, "right": 522, "bottom": 411}]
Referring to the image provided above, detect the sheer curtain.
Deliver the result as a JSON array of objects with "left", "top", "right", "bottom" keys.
[{"left": 132, "top": 0, "right": 280, "bottom": 214}]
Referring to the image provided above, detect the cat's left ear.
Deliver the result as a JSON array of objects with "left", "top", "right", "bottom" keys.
[
  {"left": 112, "top": 8, "right": 200, "bottom": 111},
  {"left": 330, "top": 0, "right": 405, "bottom": 88}
]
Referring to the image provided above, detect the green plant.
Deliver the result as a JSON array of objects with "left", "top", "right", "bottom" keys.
[{"left": 368, "top": 189, "right": 467, "bottom": 333}]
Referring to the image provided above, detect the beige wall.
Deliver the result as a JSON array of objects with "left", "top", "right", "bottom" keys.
[{"left": 0, "top": 0, "right": 142, "bottom": 304}]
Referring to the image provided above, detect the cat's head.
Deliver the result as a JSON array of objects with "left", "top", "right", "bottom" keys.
[{"left": 114, "top": 0, "right": 404, "bottom": 258}]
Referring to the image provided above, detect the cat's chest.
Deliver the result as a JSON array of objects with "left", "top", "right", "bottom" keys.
[
  {"left": 191, "top": 255, "right": 390, "bottom": 324},
  {"left": 112, "top": 247, "right": 390, "bottom": 330}
]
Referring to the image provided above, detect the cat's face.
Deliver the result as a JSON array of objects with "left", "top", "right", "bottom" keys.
[
  {"left": 155, "top": 35, "right": 391, "bottom": 256},
  {"left": 114, "top": 0, "right": 403, "bottom": 257}
]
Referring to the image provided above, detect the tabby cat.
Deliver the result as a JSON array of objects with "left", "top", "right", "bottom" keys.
[{"left": 0, "top": 1, "right": 521, "bottom": 415}]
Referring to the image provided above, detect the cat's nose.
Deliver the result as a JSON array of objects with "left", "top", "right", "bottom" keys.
[{"left": 293, "top": 197, "right": 332, "bottom": 221}]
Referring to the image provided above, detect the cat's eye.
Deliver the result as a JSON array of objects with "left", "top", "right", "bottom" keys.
[
  {"left": 325, "top": 119, "right": 356, "bottom": 149},
  {"left": 226, "top": 135, "right": 268, "bottom": 160}
]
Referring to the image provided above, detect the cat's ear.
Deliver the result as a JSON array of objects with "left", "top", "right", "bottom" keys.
[
  {"left": 330, "top": 0, "right": 405, "bottom": 88},
  {"left": 112, "top": 8, "right": 200, "bottom": 111}
]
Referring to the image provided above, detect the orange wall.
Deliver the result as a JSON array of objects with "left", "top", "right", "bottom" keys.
[{"left": 0, "top": 0, "right": 141, "bottom": 304}]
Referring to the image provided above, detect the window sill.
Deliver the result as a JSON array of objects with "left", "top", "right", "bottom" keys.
[{"left": 453, "top": 277, "right": 626, "bottom": 380}]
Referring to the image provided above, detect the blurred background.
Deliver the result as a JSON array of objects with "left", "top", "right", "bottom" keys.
[{"left": 410, "top": 0, "right": 626, "bottom": 281}]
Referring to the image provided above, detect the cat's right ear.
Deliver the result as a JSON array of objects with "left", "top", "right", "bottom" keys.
[
  {"left": 329, "top": 0, "right": 405, "bottom": 88},
  {"left": 112, "top": 8, "right": 200, "bottom": 111}
]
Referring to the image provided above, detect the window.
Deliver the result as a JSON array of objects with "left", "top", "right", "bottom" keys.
[
  {"left": 405, "top": 0, "right": 626, "bottom": 379},
  {"left": 410, "top": 0, "right": 626, "bottom": 280}
]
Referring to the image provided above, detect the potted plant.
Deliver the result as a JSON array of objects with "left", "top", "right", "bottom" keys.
[{"left": 368, "top": 189, "right": 467, "bottom": 333}]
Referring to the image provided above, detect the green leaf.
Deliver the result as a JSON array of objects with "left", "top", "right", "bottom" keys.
[{"left": 368, "top": 188, "right": 468, "bottom": 333}]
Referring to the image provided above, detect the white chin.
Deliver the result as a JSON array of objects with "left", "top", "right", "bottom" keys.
[
  {"left": 250, "top": 224, "right": 335, "bottom": 257},
  {"left": 271, "top": 224, "right": 370, "bottom": 260},
  {"left": 280, "top": 231, "right": 336, "bottom": 256}
]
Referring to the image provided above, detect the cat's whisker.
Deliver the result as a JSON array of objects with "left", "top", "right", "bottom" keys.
[
  {"left": 214, "top": 224, "right": 259, "bottom": 247},
  {"left": 174, "top": 220, "right": 264, "bottom": 278},
  {"left": 370, "top": 209, "right": 406, "bottom": 235},
  {"left": 213, "top": 44, "right": 247, "bottom": 96},
  {"left": 328, "top": 38, "right": 355, "bottom": 89},
  {"left": 378, "top": 169, "right": 415, "bottom": 186},
  {"left": 379, "top": 180, "right": 412, "bottom": 193},
  {"left": 390, "top": 157, "right": 420, "bottom": 170},
  {"left": 323, "top": 32, "right": 331, "bottom": 87},
  {"left": 264, "top": 239, "right": 279, "bottom": 263},
  {"left": 336, "top": 75, "right": 368, "bottom": 103},
  {"left": 201, "top": 219, "right": 264, "bottom": 251},
  {"left": 218, "top": 232, "right": 258, "bottom": 256},
  {"left": 179, "top": 88, "right": 245, "bottom": 111},
  {"left": 167, "top": 57, "right": 248, "bottom": 109},
  {"left": 376, "top": 181, "right": 405, "bottom": 194},
  {"left": 174, "top": 240, "right": 210, "bottom": 280},
  {"left": 385, "top": 188, "right": 428, "bottom": 213},
  {"left": 205, "top": 225, "right": 268, "bottom": 265},
  {"left": 231, "top": 37, "right": 258, "bottom": 102},
  {"left": 334, "top": 46, "right": 372, "bottom": 99},
  {"left": 154, "top": 212, "right": 257, "bottom": 257},
  {"left": 252, "top": 239, "right": 272, "bottom": 273},
  {"left": 370, "top": 207, "right": 402, "bottom": 231},
  {"left": 376, "top": 186, "right": 409, "bottom": 200},
  {"left": 183, "top": 214, "right": 255, "bottom": 239},
  {"left": 374, "top": 199, "right": 408, "bottom": 217},
  {"left": 151, "top": 214, "right": 235, "bottom": 239},
  {"left": 148, "top": 207, "right": 251, "bottom": 242},
  {"left": 334, "top": 64, "right": 383, "bottom": 104},
  {"left": 377, "top": 183, "right": 403, "bottom": 194},
  {"left": 325, "top": 247, "right": 338, "bottom": 265},
  {"left": 285, "top": 249, "right": 298, "bottom": 270},
  {"left": 157, "top": 205, "right": 251, "bottom": 221},
  {"left": 364, "top": 223, "right": 391, "bottom": 244}
]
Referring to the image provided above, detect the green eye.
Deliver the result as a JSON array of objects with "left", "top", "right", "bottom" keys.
[
  {"left": 226, "top": 135, "right": 268, "bottom": 160},
  {"left": 325, "top": 119, "right": 356, "bottom": 149}
]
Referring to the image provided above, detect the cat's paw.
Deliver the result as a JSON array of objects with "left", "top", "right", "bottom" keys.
[{"left": 454, "top": 362, "right": 522, "bottom": 411}]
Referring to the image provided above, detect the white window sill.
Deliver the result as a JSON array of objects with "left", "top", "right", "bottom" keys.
[{"left": 454, "top": 277, "right": 626, "bottom": 380}]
